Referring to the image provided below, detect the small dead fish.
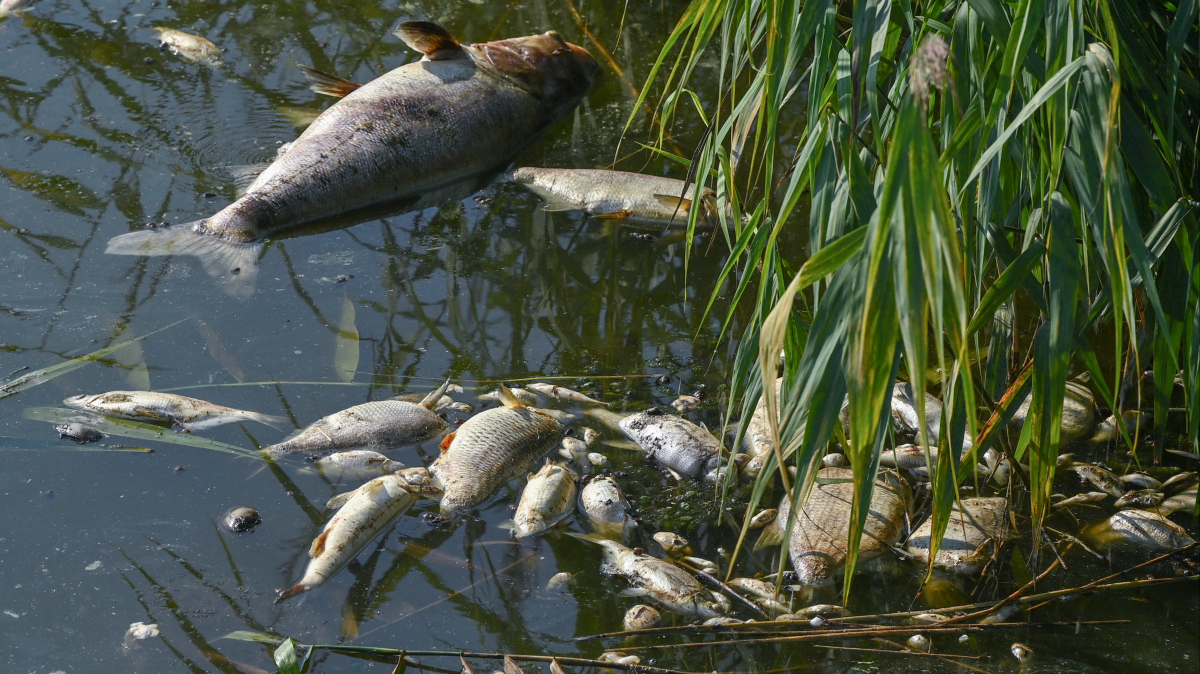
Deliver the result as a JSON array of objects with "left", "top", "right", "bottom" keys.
[
  {"left": 1157, "top": 486, "right": 1196, "bottom": 515},
  {"left": 748, "top": 508, "right": 777, "bottom": 530},
  {"left": 1119, "top": 472, "right": 1162, "bottom": 490},
  {"left": 1089, "top": 509, "right": 1196, "bottom": 551},
  {"left": 683, "top": 555, "right": 718, "bottom": 574},
  {"left": 221, "top": 507, "right": 261, "bottom": 533},
  {"left": 1010, "top": 380, "right": 1098, "bottom": 442},
  {"left": 775, "top": 604, "right": 844, "bottom": 620},
  {"left": 478, "top": 387, "right": 539, "bottom": 406},
  {"left": 741, "top": 377, "right": 782, "bottom": 462},
  {"left": 316, "top": 450, "right": 405, "bottom": 480},
  {"left": 618, "top": 409, "right": 722, "bottom": 479},
  {"left": 505, "top": 460, "right": 576, "bottom": 538},
  {"left": 622, "top": 604, "right": 661, "bottom": 631},
  {"left": 151, "top": 27, "right": 221, "bottom": 65},
  {"left": 572, "top": 533, "right": 729, "bottom": 618},
  {"left": 587, "top": 452, "right": 608, "bottom": 466},
  {"left": 0, "top": 0, "right": 31, "bottom": 16},
  {"left": 1066, "top": 462, "right": 1126, "bottom": 498},
  {"left": 580, "top": 427, "right": 599, "bottom": 445},
  {"left": 545, "top": 572, "right": 573, "bottom": 592},
  {"left": 266, "top": 380, "right": 451, "bottom": 457},
  {"left": 906, "top": 497, "right": 1007, "bottom": 576},
  {"left": 432, "top": 385, "right": 564, "bottom": 512},
  {"left": 1162, "top": 472, "right": 1197, "bottom": 495},
  {"left": 728, "top": 577, "right": 780, "bottom": 601},
  {"left": 653, "top": 531, "right": 691, "bottom": 557},
  {"left": 277, "top": 471, "right": 439, "bottom": 601},
  {"left": 391, "top": 392, "right": 473, "bottom": 413},
  {"left": 64, "top": 391, "right": 285, "bottom": 431},
  {"left": 879, "top": 444, "right": 937, "bottom": 469},
  {"left": 558, "top": 436, "right": 590, "bottom": 462},
  {"left": 1052, "top": 492, "right": 1109, "bottom": 508},
  {"left": 55, "top": 423, "right": 102, "bottom": 443},
  {"left": 580, "top": 476, "right": 635, "bottom": 541},
  {"left": 907, "top": 613, "right": 951, "bottom": 625},
  {"left": 822, "top": 453, "right": 845, "bottom": 468},
  {"left": 509, "top": 167, "right": 722, "bottom": 229},
  {"left": 1114, "top": 489, "right": 1165, "bottom": 509},
  {"left": 907, "top": 634, "right": 931, "bottom": 652},
  {"left": 702, "top": 617, "right": 743, "bottom": 626},
  {"left": 597, "top": 652, "right": 641, "bottom": 666},
  {"left": 1089, "top": 410, "right": 1144, "bottom": 443},
  {"left": 671, "top": 395, "right": 701, "bottom": 413},
  {"left": 527, "top": 382, "right": 607, "bottom": 405},
  {"left": 1011, "top": 643, "right": 1034, "bottom": 664}
]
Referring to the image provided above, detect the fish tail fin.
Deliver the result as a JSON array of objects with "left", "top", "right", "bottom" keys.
[
  {"left": 106, "top": 224, "right": 263, "bottom": 299},
  {"left": 496, "top": 384, "right": 525, "bottom": 409},
  {"left": 274, "top": 583, "right": 306, "bottom": 603},
  {"left": 419, "top": 378, "right": 453, "bottom": 410},
  {"left": 242, "top": 411, "right": 288, "bottom": 431}
]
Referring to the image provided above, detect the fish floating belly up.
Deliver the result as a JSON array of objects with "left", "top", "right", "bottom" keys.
[
  {"left": 509, "top": 168, "right": 722, "bottom": 229},
  {"left": 107, "top": 22, "right": 597, "bottom": 297},
  {"left": 63, "top": 391, "right": 285, "bottom": 431}
]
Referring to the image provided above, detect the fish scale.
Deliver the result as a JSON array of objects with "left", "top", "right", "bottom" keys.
[
  {"left": 906, "top": 497, "right": 1008, "bottom": 576},
  {"left": 264, "top": 399, "right": 448, "bottom": 457},
  {"left": 431, "top": 402, "right": 563, "bottom": 513}
]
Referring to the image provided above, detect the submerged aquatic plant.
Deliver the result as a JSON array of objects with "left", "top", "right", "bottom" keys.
[{"left": 632, "top": 0, "right": 1199, "bottom": 599}]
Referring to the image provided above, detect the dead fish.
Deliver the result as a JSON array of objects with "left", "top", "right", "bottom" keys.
[
  {"left": 558, "top": 436, "right": 590, "bottom": 462},
  {"left": 545, "top": 572, "right": 573, "bottom": 592},
  {"left": 742, "top": 377, "right": 783, "bottom": 461},
  {"left": 151, "top": 27, "right": 221, "bottom": 65},
  {"left": 728, "top": 577, "right": 791, "bottom": 615},
  {"left": 479, "top": 387, "right": 539, "bottom": 406},
  {"left": 55, "top": 423, "right": 102, "bottom": 443},
  {"left": 1009, "top": 380, "right": 1098, "bottom": 442},
  {"left": 221, "top": 507, "right": 261, "bottom": 533},
  {"left": 1114, "top": 489, "right": 1165, "bottom": 509},
  {"left": 1011, "top": 643, "right": 1034, "bottom": 664},
  {"left": 622, "top": 604, "right": 661, "bottom": 631},
  {"left": 780, "top": 604, "right": 844, "bottom": 620},
  {"left": 906, "top": 497, "right": 1007, "bottom": 576},
  {"left": 431, "top": 385, "right": 564, "bottom": 512},
  {"left": 653, "top": 531, "right": 691, "bottom": 557},
  {"left": 391, "top": 391, "right": 473, "bottom": 413},
  {"left": 587, "top": 452, "right": 608, "bottom": 467},
  {"left": 597, "top": 652, "right": 641, "bottom": 666},
  {"left": 1119, "top": 472, "right": 1162, "bottom": 490},
  {"left": 0, "top": 0, "right": 30, "bottom": 17},
  {"left": 618, "top": 409, "right": 722, "bottom": 479},
  {"left": 580, "top": 476, "right": 635, "bottom": 541},
  {"left": 508, "top": 168, "right": 722, "bottom": 228},
  {"left": 907, "top": 634, "right": 931, "bottom": 652},
  {"left": 1065, "top": 462, "right": 1126, "bottom": 498},
  {"left": 316, "top": 450, "right": 405, "bottom": 480},
  {"left": 671, "top": 395, "right": 701, "bottom": 413},
  {"left": 907, "top": 613, "right": 951, "bottom": 625},
  {"left": 1052, "top": 492, "right": 1109, "bottom": 508},
  {"left": 683, "top": 555, "right": 719, "bottom": 574},
  {"left": 1162, "top": 472, "right": 1197, "bottom": 495},
  {"left": 879, "top": 444, "right": 937, "bottom": 470},
  {"left": 822, "top": 453, "right": 845, "bottom": 468},
  {"left": 527, "top": 382, "right": 607, "bottom": 405},
  {"left": 748, "top": 508, "right": 778, "bottom": 530},
  {"left": 505, "top": 460, "right": 576, "bottom": 538},
  {"left": 580, "top": 427, "right": 599, "bottom": 445},
  {"left": 265, "top": 380, "right": 451, "bottom": 457},
  {"left": 754, "top": 467, "right": 909, "bottom": 586},
  {"left": 108, "top": 23, "right": 597, "bottom": 298},
  {"left": 277, "top": 471, "right": 439, "bottom": 601},
  {"left": 571, "top": 533, "right": 730, "bottom": 618},
  {"left": 1089, "top": 410, "right": 1144, "bottom": 443},
  {"left": 1157, "top": 486, "right": 1196, "bottom": 515},
  {"left": 1088, "top": 509, "right": 1196, "bottom": 551},
  {"left": 64, "top": 391, "right": 285, "bottom": 431}
]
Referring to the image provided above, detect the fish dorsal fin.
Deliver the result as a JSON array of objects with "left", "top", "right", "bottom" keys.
[
  {"left": 654, "top": 194, "right": 693, "bottom": 214},
  {"left": 419, "top": 378, "right": 453, "bottom": 410},
  {"left": 297, "top": 64, "right": 362, "bottom": 98},
  {"left": 394, "top": 21, "right": 463, "bottom": 61},
  {"left": 326, "top": 488, "right": 359, "bottom": 510},
  {"left": 496, "top": 384, "right": 525, "bottom": 409}
]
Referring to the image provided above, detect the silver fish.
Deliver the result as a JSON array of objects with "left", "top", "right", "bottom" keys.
[
  {"left": 0, "top": 0, "right": 30, "bottom": 16},
  {"left": 558, "top": 436, "right": 591, "bottom": 462},
  {"left": 1119, "top": 472, "right": 1162, "bottom": 490},
  {"left": 622, "top": 604, "right": 661, "bottom": 631},
  {"left": 653, "top": 531, "right": 691, "bottom": 557},
  {"left": 1088, "top": 410, "right": 1144, "bottom": 443},
  {"left": 580, "top": 476, "right": 636, "bottom": 541},
  {"left": 479, "top": 387, "right": 539, "bottom": 406},
  {"left": 316, "top": 450, "right": 406, "bottom": 480},
  {"left": 742, "top": 377, "right": 782, "bottom": 460},
  {"left": 151, "top": 27, "right": 221, "bottom": 65},
  {"left": 265, "top": 381, "right": 450, "bottom": 457},
  {"left": 879, "top": 444, "right": 938, "bottom": 469},
  {"left": 508, "top": 460, "right": 577, "bottom": 538},
  {"left": 755, "top": 468, "right": 910, "bottom": 586},
  {"left": 618, "top": 409, "right": 722, "bottom": 479},
  {"left": 1009, "top": 380, "right": 1098, "bottom": 442},
  {"left": 277, "top": 471, "right": 439, "bottom": 601},
  {"left": 1156, "top": 486, "right": 1196, "bottom": 515},
  {"left": 573, "top": 534, "right": 730, "bottom": 618},
  {"left": 431, "top": 385, "right": 563, "bottom": 512},
  {"left": 1066, "top": 462, "right": 1126, "bottom": 498},
  {"left": 748, "top": 508, "right": 778, "bottom": 530},
  {"left": 1114, "top": 489, "right": 1165, "bottom": 509},
  {"left": 1089, "top": 509, "right": 1196, "bottom": 551},
  {"left": 391, "top": 392, "right": 472, "bottom": 413},
  {"left": 509, "top": 168, "right": 721, "bottom": 228},
  {"left": 587, "top": 452, "right": 608, "bottom": 466},
  {"left": 1052, "top": 492, "right": 1109, "bottom": 508},
  {"left": 108, "top": 23, "right": 596, "bottom": 297},
  {"left": 527, "top": 382, "right": 607, "bottom": 405},
  {"left": 1162, "top": 472, "right": 1197, "bottom": 495},
  {"left": 906, "top": 497, "right": 1008, "bottom": 576},
  {"left": 64, "top": 391, "right": 285, "bottom": 431}
]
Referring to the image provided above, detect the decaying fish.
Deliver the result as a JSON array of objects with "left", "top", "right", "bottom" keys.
[
  {"left": 742, "top": 378, "right": 783, "bottom": 464},
  {"left": 277, "top": 470, "right": 440, "bottom": 601},
  {"left": 1088, "top": 509, "right": 1196, "bottom": 551},
  {"left": 55, "top": 423, "right": 102, "bottom": 443},
  {"left": 479, "top": 387, "right": 539, "bottom": 406},
  {"left": 431, "top": 385, "right": 564, "bottom": 512},
  {"left": 0, "top": 0, "right": 30, "bottom": 17},
  {"left": 1063, "top": 460, "right": 1126, "bottom": 498},
  {"left": 580, "top": 476, "right": 636, "bottom": 541},
  {"left": 1089, "top": 410, "right": 1144, "bottom": 444},
  {"left": 618, "top": 409, "right": 722, "bottom": 479},
  {"left": 653, "top": 531, "right": 690, "bottom": 557},
  {"left": 1157, "top": 486, "right": 1196, "bottom": 515},
  {"left": 672, "top": 395, "right": 701, "bottom": 413},
  {"left": 1052, "top": 492, "right": 1109, "bottom": 508},
  {"left": 264, "top": 380, "right": 451, "bottom": 457},
  {"left": 906, "top": 497, "right": 1007, "bottom": 576},
  {"left": 391, "top": 391, "right": 473, "bottom": 413},
  {"left": 505, "top": 460, "right": 576, "bottom": 538},
  {"left": 755, "top": 468, "right": 910, "bottom": 586},
  {"left": 108, "top": 22, "right": 597, "bottom": 297},
  {"left": 1114, "top": 489, "right": 1165, "bottom": 509},
  {"left": 1008, "top": 380, "right": 1098, "bottom": 442},
  {"left": 879, "top": 444, "right": 938, "bottom": 470},
  {"left": 623, "top": 604, "right": 661, "bottom": 631},
  {"left": 527, "top": 382, "right": 607, "bottom": 405},
  {"left": 152, "top": 27, "right": 221, "bottom": 65},
  {"left": 316, "top": 450, "right": 406, "bottom": 480},
  {"left": 1162, "top": 472, "right": 1197, "bottom": 495},
  {"left": 728, "top": 577, "right": 791, "bottom": 615},
  {"left": 748, "top": 508, "right": 778, "bottom": 530},
  {"left": 1119, "top": 472, "right": 1162, "bottom": 491},
  {"left": 509, "top": 168, "right": 721, "bottom": 228},
  {"left": 572, "top": 533, "right": 730, "bottom": 618},
  {"left": 64, "top": 391, "right": 285, "bottom": 431}
]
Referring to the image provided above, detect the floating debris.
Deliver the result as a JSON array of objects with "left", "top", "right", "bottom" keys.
[
  {"left": 55, "top": 423, "right": 102, "bottom": 443},
  {"left": 221, "top": 507, "right": 261, "bottom": 533},
  {"left": 151, "top": 27, "right": 221, "bottom": 65},
  {"left": 124, "top": 622, "right": 160, "bottom": 647}
]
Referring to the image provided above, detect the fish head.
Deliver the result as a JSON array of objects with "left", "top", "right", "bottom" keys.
[
  {"left": 63, "top": 393, "right": 100, "bottom": 408},
  {"left": 696, "top": 590, "right": 731, "bottom": 618},
  {"left": 470, "top": 31, "right": 597, "bottom": 112}
]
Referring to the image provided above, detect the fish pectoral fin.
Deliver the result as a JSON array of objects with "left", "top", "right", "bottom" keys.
[
  {"left": 591, "top": 210, "right": 633, "bottom": 220},
  {"left": 106, "top": 226, "right": 263, "bottom": 299},
  {"left": 326, "top": 489, "right": 358, "bottom": 510},
  {"left": 394, "top": 21, "right": 463, "bottom": 61},
  {"left": 653, "top": 194, "right": 693, "bottom": 214},
  {"left": 309, "top": 529, "right": 331, "bottom": 558},
  {"left": 297, "top": 64, "right": 362, "bottom": 97},
  {"left": 617, "top": 587, "right": 649, "bottom": 598},
  {"left": 439, "top": 432, "right": 456, "bottom": 452}
]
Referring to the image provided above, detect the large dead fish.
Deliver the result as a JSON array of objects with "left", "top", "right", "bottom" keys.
[
  {"left": 1088, "top": 509, "right": 1196, "bottom": 551},
  {"left": 264, "top": 380, "right": 451, "bottom": 457},
  {"left": 63, "top": 391, "right": 285, "bottom": 430},
  {"left": 508, "top": 168, "right": 720, "bottom": 228},
  {"left": 277, "top": 468, "right": 439, "bottom": 601},
  {"left": 579, "top": 475, "right": 636, "bottom": 541},
  {"left": 755, "top": 467, "right": 910, "bottom": 586},
  {"left": 838, "top": 382, "right": 963, "bottom": 448},
  {"left": 1008, "top": 380, "right": 1098, "bottom": 442},
  {"left": 430, "top": 385, "right": 564, "bottom": 512},
  {"left": 906, "top": 497, "right": 1007, "bottom": 576},
  {"left": 618, "top": 409, "right": 722, "bottom": 480},
  {"left": 107, "top": 22, "right": 597, "bottom": 297}
]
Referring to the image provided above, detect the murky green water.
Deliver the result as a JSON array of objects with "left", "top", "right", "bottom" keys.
[{"left": 1, "top": 1, "right": 1196, "bottom": 672}]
